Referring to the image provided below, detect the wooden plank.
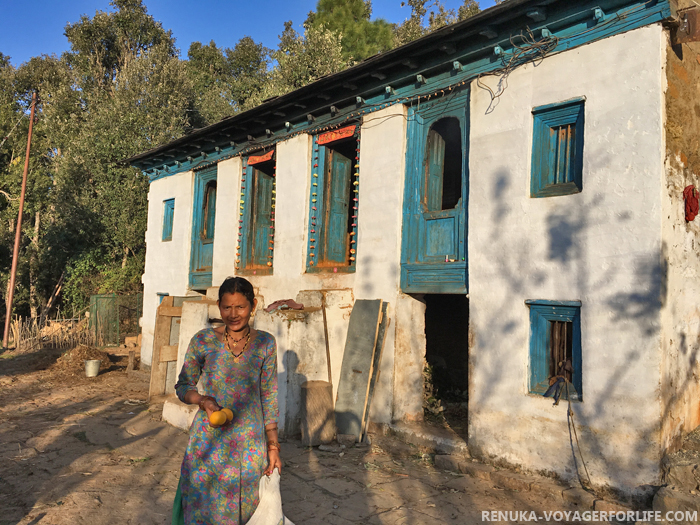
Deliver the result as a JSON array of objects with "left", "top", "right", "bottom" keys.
[
  {"left": 149, "top": 296, "right": 173, "bottom": 400},
  {"left": 157, "top": 305, "right": 183, "bottom": 317},
  {"left": 160, "top": 345, "right": 178, "bottom": 362},
  {"left": 360, "top": 301, "right": 389, "bottom": 443},
  {"left": 334, "top": 299, "right": 382, "bottom": 440}
]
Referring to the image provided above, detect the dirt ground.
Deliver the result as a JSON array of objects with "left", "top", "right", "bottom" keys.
[{"left": 0, "top": 343, "right": 628, "bottom": 525}]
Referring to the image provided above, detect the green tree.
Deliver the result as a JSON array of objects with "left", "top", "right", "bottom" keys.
[
  {"left": 253, "top": 21, "right": 346, "bottom": 103},
  {"left": 187, "top": 36, "right": 271, "bottom": 125},
  {"left": 395, "top": 0, "right": 481, "bottom": 46},
  {"left": 0, "top": 0, "right": 196, "bottom": 323},
  {"left": 306, "top": 0, "right": 394, "bottom": 62}
]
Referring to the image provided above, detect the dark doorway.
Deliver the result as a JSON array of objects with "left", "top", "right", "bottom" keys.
[{"left": 423, "top": 294, "right": 469, "bottom": 439}]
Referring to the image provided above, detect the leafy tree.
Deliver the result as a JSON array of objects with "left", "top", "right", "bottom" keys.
[
  {"left": 305, "top": 0, "right": 394, "bottom": 62},
  {"left": 252, "top": 21, "right": 346, "bottom": 103},
  {"left": 0, "top": 0, "right": 196, "bottom": 324},
  {"left": 187, "top": 36, "right": 271, "bottom": 125},
  {"left": 395, "top": 0, "right": 481, "bottom": 46}
]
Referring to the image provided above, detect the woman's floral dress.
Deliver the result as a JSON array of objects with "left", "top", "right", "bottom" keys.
[{"left": 175, "top": 328, "right": 278, "bottom": 525}]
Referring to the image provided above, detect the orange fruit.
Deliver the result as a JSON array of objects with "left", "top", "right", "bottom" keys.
[
  {"left": 209, "top": 410, "right": 227, "bottom": 427},
  {"left": 222, "top": 408, "right": 234, "bottom": 423}
]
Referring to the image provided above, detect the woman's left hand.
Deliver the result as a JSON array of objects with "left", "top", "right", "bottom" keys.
[{"left": 265, "top": 449, "right": 282, "bottom": 476}]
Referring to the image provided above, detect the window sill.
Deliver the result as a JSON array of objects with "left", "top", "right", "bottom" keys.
[
  {"left": 237, "top": 267, "right": 273, "bottom": 277},
  {"left": 305, "top": 264, "right": 356, "bottom": 274},
  {"left": 528, "top": 391, "right": 582, "bottom": 403}
]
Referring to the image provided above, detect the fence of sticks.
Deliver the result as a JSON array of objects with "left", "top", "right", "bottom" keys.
[{"left": 9, "top": 313, "right": 100, "bottom": 352}]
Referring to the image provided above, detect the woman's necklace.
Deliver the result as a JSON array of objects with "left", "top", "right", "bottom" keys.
[{"left": 225, "top": 326, "right": 251, "bottom": 362}]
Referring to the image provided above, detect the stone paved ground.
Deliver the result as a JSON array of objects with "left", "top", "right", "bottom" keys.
[{"left": 0, "top": 344, "right": 635, "bottom": 525}]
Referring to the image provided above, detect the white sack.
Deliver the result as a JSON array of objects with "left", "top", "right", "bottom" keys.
[{"left": 246, "top": 468, "right": 296, "bottom": 525}]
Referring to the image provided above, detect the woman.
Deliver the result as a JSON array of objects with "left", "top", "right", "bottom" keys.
[{"left": 174, "top": 276, "right": 281, "bottom": 525}]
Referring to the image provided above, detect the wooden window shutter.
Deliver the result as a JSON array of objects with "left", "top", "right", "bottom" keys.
[
  {"left": 324, "top": 149, "right": 352, "bottom": 264},
  {"left": 202, "top": 182, "right": 217, "bottom": 241},
  {"left": 425, "top": 129, "right": 445, "bottom": 212},
  {"left": 252, "top": 169, "right": 273, "bottom": 266}
]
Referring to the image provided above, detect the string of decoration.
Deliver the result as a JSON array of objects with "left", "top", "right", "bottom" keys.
[
  {"left": 349, "top": 134, "right": 360, "bottom": 265},
  {"left": 235, "top": 158, "right": 247, "bottom": 272},
  {"left": 269, "top": 165, "right": 276, "bottom": 268},
  {"left": 308, "top": 140, "right": 319, "bottom": 267}
]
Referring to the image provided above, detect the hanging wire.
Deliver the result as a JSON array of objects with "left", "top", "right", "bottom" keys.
[
  {"left": 477, "top": 28, "right": 559, "bottom": 113},
  {"left": 0, "top": 99, "right": 36, "bottom": 154},
  {"left": 565, "top": 380, "right": 593, "bottom": 489}
]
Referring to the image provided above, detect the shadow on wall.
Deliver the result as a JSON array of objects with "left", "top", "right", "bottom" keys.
[{"left": 470, "top": 165, "right": 676, "bottom": 497}]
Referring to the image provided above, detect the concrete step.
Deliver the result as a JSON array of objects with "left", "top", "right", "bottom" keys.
[{"left": 387, "top": 421, "right": 469, "bottom": 456}]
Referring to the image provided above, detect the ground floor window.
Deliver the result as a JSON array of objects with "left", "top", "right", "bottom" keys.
[{"left": 527, "top": 300, "right": 582, "bottom": 401}]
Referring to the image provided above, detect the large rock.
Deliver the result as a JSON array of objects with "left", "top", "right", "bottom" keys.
[
  {"left": 653, "top": 486, "right": 700, "bottom": 525},
  {"left": 663, "top": 450, "right": 700, "bottom": 492}
]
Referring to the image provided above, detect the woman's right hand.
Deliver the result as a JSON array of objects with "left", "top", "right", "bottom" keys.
[{"left": 198, "top": 395, "right": 221, "bottom": 417}]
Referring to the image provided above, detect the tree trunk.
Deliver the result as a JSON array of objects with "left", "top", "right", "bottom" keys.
[{"left": 122, "top": 246, "right": 129, "bottom": 268}]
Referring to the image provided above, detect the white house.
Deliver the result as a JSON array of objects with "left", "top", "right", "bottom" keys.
[{"left": 128, "top": 0, "right": 700, "bottom": 496}]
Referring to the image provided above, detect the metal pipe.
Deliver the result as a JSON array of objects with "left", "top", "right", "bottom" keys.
[{"left": 3, "top": 92, "right": 37, "bottom": 348}]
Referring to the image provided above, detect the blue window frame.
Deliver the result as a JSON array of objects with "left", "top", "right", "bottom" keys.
[
  {"left": 238, "top": 152, "right": 275, "bottom": 275},
  {"left": 527, "top": 300, "right": 582, "bottom": 400},
  {"left": 162, "top": 199, "right": 175, "bottom": 241},
  {"left": 189, "top": 167, "right": 217, "bottom": 290},
  {"left": 400, "top": 88, "right": 469, "bottom": 294},
  {"left": 531, "top": 98, "right": 585, "bottom": 198},
  {"left": 307, "top": 127, "right": 359, "bottom": 273}
]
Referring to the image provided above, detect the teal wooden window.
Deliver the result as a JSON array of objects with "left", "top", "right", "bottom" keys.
[
  {"left": 531, "top": 98, "right": 584, "bottom": 198},
  {"left": 162, "top": 198, "right": 174, "bottom": 241},
  {"left": 527, "top": 300, "right": 582, "bottom": 401},
  {"left": 189, "top": 167, "right": 217, "bottom": 290},
  {"left": 238, "top": 154, "right": 275, "bottom": 275},
  {"left": 307, "top": 130, "right": 359, "bottom": 272},
  {"left": 400, "top": 88, "right": 469, "bottom": 294}
]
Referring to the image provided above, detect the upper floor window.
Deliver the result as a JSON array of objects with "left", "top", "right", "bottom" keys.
[
  {"left": 531, "top": 98, "right": 585, "bottom": 198},
  {"left": 425, "top": 117, "right": 462, "bottom": 211},
  {"left": 237, "top": 150, "right": 275, "bottom": 275},
  {"left": 162, "top": 198, "right": 174, "bottom": 242},
  {"left": 307, "top": 125, "right": 359, "bottom": 272}
]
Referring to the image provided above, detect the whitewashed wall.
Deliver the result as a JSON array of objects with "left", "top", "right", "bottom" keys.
[
  {"left": 468, "top": 24, "right": 666, "bottom": 492},
  {"left": 145, "top": 105, "right": 407, "bottom": 427},
  {"left": 140, "top": 170, "right": 195, "bottom": 366}
]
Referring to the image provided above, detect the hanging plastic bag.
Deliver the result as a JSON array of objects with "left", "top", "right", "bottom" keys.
[{"left": 246, "top": 468, "right": 295, "bottom": 525}]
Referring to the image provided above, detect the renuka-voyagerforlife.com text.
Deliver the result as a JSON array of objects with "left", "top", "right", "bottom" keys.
[{"left": 482, "top": 510, "right": 699, "bottom": 522}]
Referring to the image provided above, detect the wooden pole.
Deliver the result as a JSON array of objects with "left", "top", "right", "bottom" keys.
[
  {"left": 321, "top": 292, "right": 333, "bottom": 385},
  {"left": 3, "top": 92, "right": 37, "bottom": 348}
]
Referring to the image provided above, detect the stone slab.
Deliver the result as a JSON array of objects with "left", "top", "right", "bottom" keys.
[
  {"left": 434, "top": 454, "right": 461, "bottom": 472},
  {"left": 459, "top": 461, "right": 494, "bottom": 480},
  {"left": 562, "top": 487, "right": 597, "bottom": 509},
  {"left": 491, "top": 470, "right": 533, "bottom": 491},
  {"left": 162, "top": 395, "right": 197, "bottom": 431}
]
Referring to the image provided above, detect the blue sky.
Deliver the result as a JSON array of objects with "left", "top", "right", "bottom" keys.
[{"left": 1, "top": 0, "right": 497, "bottom": 67}]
